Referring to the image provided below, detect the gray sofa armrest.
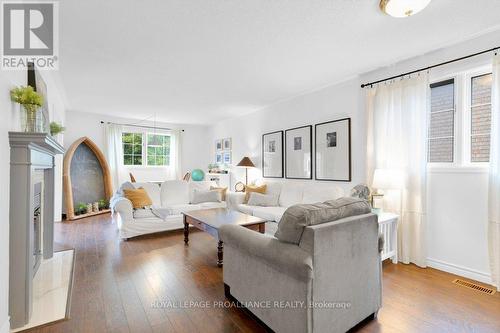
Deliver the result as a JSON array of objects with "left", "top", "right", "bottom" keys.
[{"left": 219, "top": 224, "right": 313, "bottom": 281}]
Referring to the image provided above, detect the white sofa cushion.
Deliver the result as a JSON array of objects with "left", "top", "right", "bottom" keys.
[
  {"left": 188, "top": 181, "right": 217, "bottom": 203},
  {"left": 161, "top": 180, "right": 190, "bottom": 206},
  {"left": 302, "top": 185, "right": 344, "bottom": 204},
  {"left": 251, "top": 206, "right": 287, "bottom": 222},
  {"left": 192, "top": 189, "right": 221, "bottom": 204},
  {"left": 163, "top": 203, "right": 202, "bottom": 215},
  {"left": 133, "top": 182, "right": 161, "bottom": 206},
  {"left": 199, "top": 202, "right": 227, "bottom": 209},
  {"left": 247, "top": 193, "right": 279, "bottom": 207},
  {"left": 236, "top": 204, "right": 254, "bottom": 215},
  {"left": 279, "top": 183, "right": 303, "bottom": 207}
]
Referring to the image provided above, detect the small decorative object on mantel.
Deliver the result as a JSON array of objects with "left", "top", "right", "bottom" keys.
[
  {"left": 86, "top": 203, "right": 93, "bottom": 213},
  {"left": 92, "top": 202, "right": 99, "bottom": 212},
  {"left": 10, "top": 86, "right": 44, "bottom": 132},
  {"left": 98, "top": 199, "right": 109, "bottom": 211},
  {"left": 50, "top": 122, "right": 65, "bottom": 136},
  {"left": 75, "top": 202, "right": 87, "bottom": 216}
]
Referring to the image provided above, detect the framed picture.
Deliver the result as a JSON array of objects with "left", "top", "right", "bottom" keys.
[
  {"left": 222, "top": 151, "right": 232, "bottom": 164},
  {"left": 223, "top": 138, "right": 232, "bottom": 150},
  {"left": 216, "top": 139, "right": 223, "bottom": 151},
  {"left": 262, "top": 130, "right": 283, "bottom": 178},
  {"left": 285, "top": 125, "right": 312, "bottom": 179},
  {"left": 315, "top": 118, "right": 351, "bottom": 181},
  {"left": 215, "top": 152, "right": 223, "bottom": 164}
]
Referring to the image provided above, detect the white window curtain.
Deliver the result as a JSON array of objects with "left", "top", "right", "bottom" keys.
[
  {"left": 166, "top": 129, "right": 182, "bottom": 180},
  {"left": 488, "top": 53, "right": 500, "bottom": 291},
  {"left": 105, "top": 123, "right": 127, "bottom": 191},
  {"left": 366, "top": 74, "right": 429, "bottom": 267}
]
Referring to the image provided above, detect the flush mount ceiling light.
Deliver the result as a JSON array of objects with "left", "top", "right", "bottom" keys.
[{"left": 380, "top": 0, "right": 432, "bottom": 18}]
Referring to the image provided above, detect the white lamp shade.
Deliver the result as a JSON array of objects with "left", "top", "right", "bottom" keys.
[
  {"left": 372, "top": 169, "right": 405, "bottom": 190},
  {"left": 381, "top": 0, "right": 432, "bottom": 18}
]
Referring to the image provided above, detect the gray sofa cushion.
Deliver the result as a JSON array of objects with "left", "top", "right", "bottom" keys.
[
  {"left": 274, "top": 197, "right": 371, "bottom": 244},
  {"left": 191, "top": 189, "right": 221, "bottom": 204}
]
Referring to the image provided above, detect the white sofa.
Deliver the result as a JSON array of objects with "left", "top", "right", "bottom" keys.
[
  {"left": 227, "top": 182, "right": 344, "bottom": 234},
  {"left": 112, "top": 180, "right": 226, "bottom": 239}
]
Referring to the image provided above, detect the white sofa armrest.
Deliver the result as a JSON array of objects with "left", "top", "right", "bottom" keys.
[
  {"left": 226, "top": 192, "right": 246, "bottom": 209},
  {"left": 112, "top": 197, "right": 134, "bottom": 221}
]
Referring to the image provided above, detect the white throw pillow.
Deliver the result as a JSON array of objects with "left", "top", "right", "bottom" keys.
[
  {"left": 191, "top": 189, "right": 221, "bottom": 204},
  {"left": 247, "top": 192, "right": 279, "bottom": 207}
]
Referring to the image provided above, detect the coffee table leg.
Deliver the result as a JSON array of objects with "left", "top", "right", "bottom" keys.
[
  {"left": 217, "top": 241, "right": 223, "bottom": 267},
  {"left": 259, "top": 223, "right": 265, "bottom": 234},
  {"left": 183, "top": 217, "right": 189, "bottom": 245}
]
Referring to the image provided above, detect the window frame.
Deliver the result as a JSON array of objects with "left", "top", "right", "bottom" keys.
[
  {"left": 121, "top": 128, "right": 172, "bottom": 168},
  {"left": 463, "top": 69, "right": 492, "bottom": 168},
  {"left": 427, "top": 75, "right": 459, "bottom": 168},
  {"left": 427, "top": 65, "right": 492, "bottom": 171}
]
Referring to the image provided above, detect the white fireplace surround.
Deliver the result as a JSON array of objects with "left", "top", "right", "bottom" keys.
[{"left": 8, "top": 132, "right": 64, "bottom": 329}]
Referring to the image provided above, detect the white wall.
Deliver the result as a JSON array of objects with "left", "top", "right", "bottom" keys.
[
  {"left": 209, "top": 78, "right": 364, "bottom": 194},
  {"left": 0, "top": 70, "right": 25, "bottom": 333},
  {"left": 64, "top": 110, "right": 210, "bottom": 186},
  {"left": 209, "top": 30, "right": 500, "bottom": 284}
]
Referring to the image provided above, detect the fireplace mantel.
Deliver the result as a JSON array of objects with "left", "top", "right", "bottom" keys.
[{"left": 8, "top": 132, "right": 64, "bottom": 329}]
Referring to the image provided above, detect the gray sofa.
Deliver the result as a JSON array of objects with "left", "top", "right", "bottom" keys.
[{"left": 219, "top": 213, "right": 381, "bottom": 333}]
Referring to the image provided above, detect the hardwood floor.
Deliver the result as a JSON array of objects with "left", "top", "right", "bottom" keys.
[{"left": 25, "top": 214, "right": 500, "bottom": 333}]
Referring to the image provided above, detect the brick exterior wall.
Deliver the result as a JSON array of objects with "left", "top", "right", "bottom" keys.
[
  {"left": 470, "top": 74, "right": 492, "bottom": 162},
  {"left": 428, "top": 82, "right": 454, "bottom": 162}
]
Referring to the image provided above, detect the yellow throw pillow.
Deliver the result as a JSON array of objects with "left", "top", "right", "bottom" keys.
[
  {"left": 210, "top": 186, "right": 228, "bottom": 201},
  {"left": 244, "top": 184, "right": 267, "bottom": 204},
  {"left": 123, "top": 187, "right": 153, "bottom": 209}
]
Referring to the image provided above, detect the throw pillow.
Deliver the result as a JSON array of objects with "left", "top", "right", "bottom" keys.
[
  {"left": 191, "top": 189, "right": 222, "bottom": 204},
  {"left": 123, "top": 187, "right": 153, "bottom": 209},
  {"left": 275, "top": 197, "right": 371, "bottom": 245},
  {"left": 210, "top": 186, "right": 228, "bottom": 201},
  {"left": 244, "top": 184, "right": 267, "bottom": 204},
  {"left": 247, "top": 192, "right": 279, "bottom": 207}
]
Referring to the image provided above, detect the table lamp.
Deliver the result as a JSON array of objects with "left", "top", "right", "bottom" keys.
[
  {"left": 236, "top": 157, "right": 255, "bottom": 185},
  {"left": 371, "top": 168, "right": 405, "bottom": 210}
]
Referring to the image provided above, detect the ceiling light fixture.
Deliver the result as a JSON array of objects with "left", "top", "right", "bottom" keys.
[{"left": 380, "top": 0, "right": 432, "bottom": 18}]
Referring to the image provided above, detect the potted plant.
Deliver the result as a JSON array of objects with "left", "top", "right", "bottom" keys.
[
  {"left": 10, "top": 86, "right": 44, "bottom": 132},
  {"left": 50, "top": 122, "right": 65, "bottom": 136},
  {"left": 75, "top": 202, "right": 87, "bottom": 216},
  {"left": 98, "top": 199, "right": 109, "bottom": 211}
]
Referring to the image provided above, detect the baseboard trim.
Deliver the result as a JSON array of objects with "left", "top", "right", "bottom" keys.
[
  {"left": 427, "top": 258, "right": 492, "bottom": 285},
  {"left": 0, "top": 317, "right": 10, "bottom": 333}
]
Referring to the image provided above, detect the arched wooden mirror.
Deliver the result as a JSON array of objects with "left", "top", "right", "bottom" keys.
[{"left": 63, "top": 137, "right": 113, "bottom": 220}]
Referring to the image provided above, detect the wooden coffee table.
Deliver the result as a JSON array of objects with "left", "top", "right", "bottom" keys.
[{"left": 183, "top": 208, "right": 266, "bottom": 267}]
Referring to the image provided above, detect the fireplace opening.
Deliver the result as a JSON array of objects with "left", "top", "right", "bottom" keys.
[{"left": 33, "top": 181, "right": 42, "bottom": 276}]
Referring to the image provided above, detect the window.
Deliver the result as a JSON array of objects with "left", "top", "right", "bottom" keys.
[
  {"left": 428, "top": 79, "right": 455, "bottom": 163},
  {"left": 147, "top": 134, "right": 170, "bottom": 166},
  {"left": 122, "top": 132, "right": 143, "bottom": 166},
  {"left": 470, "top": 74, "right": 493, "bottom": 162},
  {"left": 122, "top": 132, "right": 171, "bottom": 167},
  {"left": 427, "top": 68, "right": 493, "bottom": 166}
]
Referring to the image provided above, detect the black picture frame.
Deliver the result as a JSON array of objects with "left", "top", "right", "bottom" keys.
[
  {"left": 262, "top": 130, "right": 284, "bottom": 178},
  {"left": 314, "top": 118, "right": 351, "bottom": 182},
  {"left": 285, "top": 125, "right": 313, "bottom": 180}
]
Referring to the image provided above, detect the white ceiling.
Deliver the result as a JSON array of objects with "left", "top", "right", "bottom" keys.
[{"left": 59, "top": 0, "right": 500, "bottom": 124}]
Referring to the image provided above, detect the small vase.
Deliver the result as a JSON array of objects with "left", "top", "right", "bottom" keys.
[{"left": 21, "top": 105, "right": 40, "bottom": 132}]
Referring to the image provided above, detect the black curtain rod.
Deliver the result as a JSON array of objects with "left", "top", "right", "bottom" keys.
[
  {"left": 100, "top": 121, "right": 184, "bottom": 132},
  {"left": 360, "top": 46, "right": 499, "bottom": 88}
]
